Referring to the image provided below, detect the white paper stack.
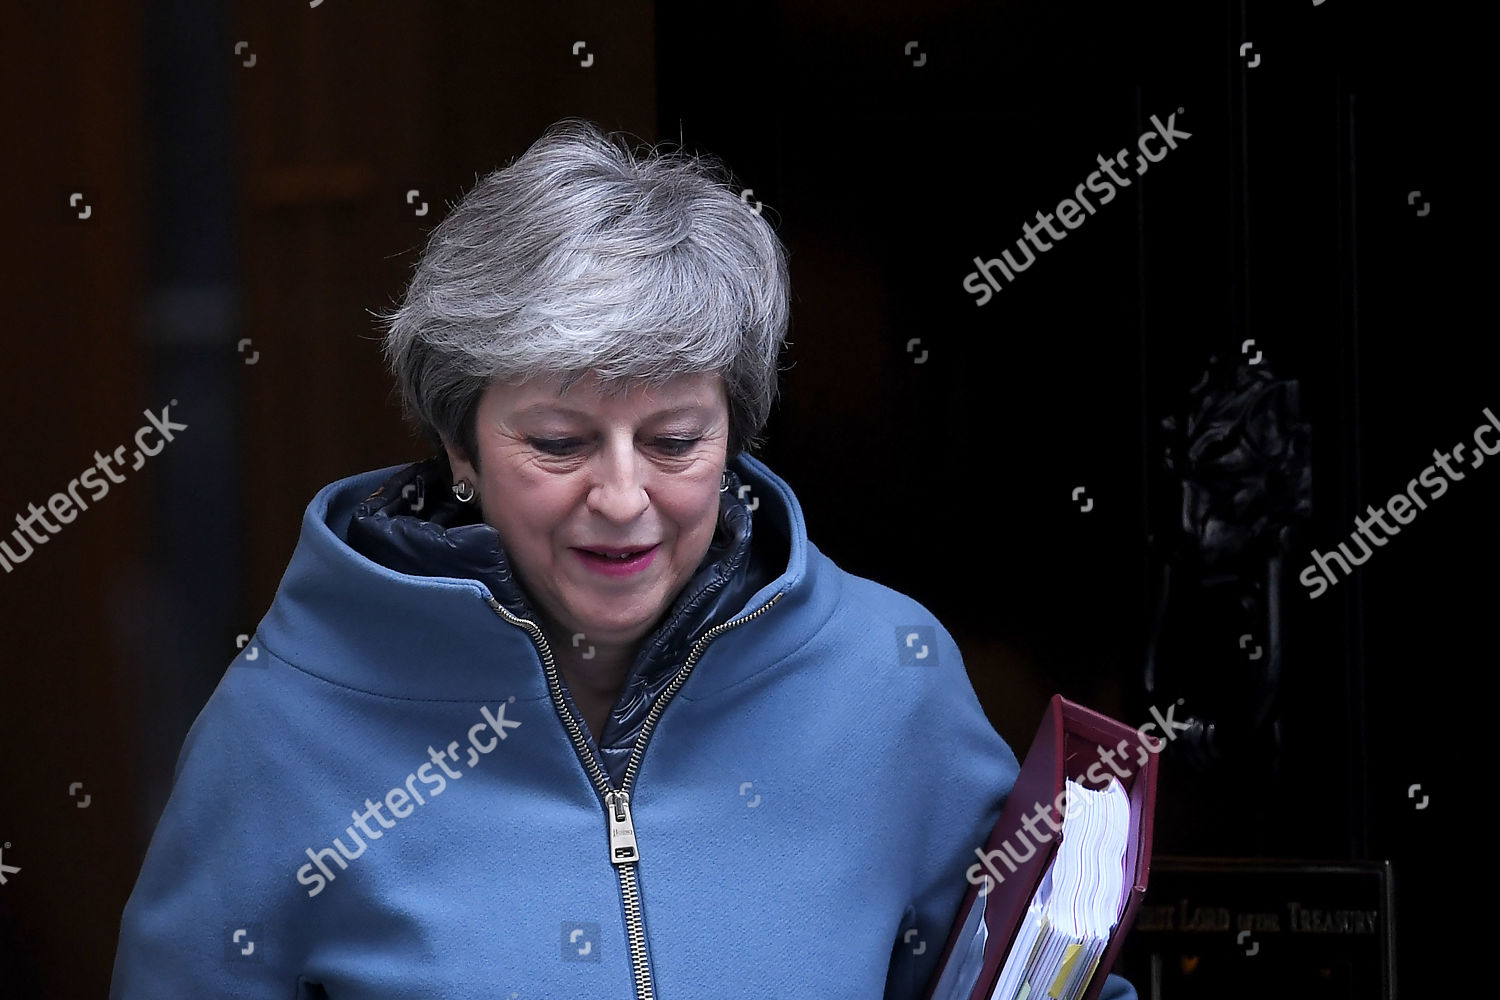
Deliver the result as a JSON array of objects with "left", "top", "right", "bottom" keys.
[{"left": 987, "top": 778, "right": 1131, "bottom": 1000}]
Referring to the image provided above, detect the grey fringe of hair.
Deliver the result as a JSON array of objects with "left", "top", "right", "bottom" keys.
[{"left": 371, "top": 117, "right": 791, "bottom": 469}]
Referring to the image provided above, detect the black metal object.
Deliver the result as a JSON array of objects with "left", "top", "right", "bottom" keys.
[
  {"left": 1144, "top": 354, "right": 1312, "bottom": 775},
  {"left": 132, "top": 0, "right": 245, "bottom": 840}
]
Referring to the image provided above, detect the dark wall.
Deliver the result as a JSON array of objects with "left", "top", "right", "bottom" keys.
[
  {"left": 657, "top": 0, "right": 1489, "bottom": 992},
  {"left": 1, "top": 1, "right": 657, "bottom": 995},
  {"left": 2, "top": 0, "right": 1486, "bottom": 995}
]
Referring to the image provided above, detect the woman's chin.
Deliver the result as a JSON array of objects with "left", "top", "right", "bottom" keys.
[{"left": 555, "top": 606, "right": 660, "bottom": 653}]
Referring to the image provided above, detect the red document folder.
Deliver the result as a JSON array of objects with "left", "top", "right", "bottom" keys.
[{"left": 922, "top": 695, "right": 1159, "bottom": 1000}]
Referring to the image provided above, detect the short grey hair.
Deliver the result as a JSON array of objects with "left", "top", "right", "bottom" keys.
[{"left": 372, "top": 117, "right": 791, "bottom": 468}]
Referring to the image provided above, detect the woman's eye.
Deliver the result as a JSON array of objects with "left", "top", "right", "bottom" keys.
[
  {"left": 527, "top": 437, "right": 698, "bottom": 456},
  {"left": 656, "top": 437, "right": 700, "bottom": 455},
  {"left": 529, "top": 438, "right": 583, "bottom": 455}
]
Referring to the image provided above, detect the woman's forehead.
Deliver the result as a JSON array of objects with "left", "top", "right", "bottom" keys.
[{"left": 485, "top": 372, "right": 725, "bottom": 416}]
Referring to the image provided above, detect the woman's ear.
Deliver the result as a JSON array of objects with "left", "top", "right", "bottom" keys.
[{"left": 440, "top": 437, "right": 478, "bottom": 487}]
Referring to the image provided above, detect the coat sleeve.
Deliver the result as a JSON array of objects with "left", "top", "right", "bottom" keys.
[
  {"left": 880, "top": 620, "right": 1140, "bottom": 1000},
  {"left": 110, "top": 666, "right": 312, "bottom": 998}
]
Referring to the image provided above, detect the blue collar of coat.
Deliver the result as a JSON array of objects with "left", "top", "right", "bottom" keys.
[{"left": 343, "top": 454, "right": 777, "bottom": 783}]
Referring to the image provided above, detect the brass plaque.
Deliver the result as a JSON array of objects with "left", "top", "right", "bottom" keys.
[{"left": 1115, "top": 857, "right": 1395, "bottom": 999}]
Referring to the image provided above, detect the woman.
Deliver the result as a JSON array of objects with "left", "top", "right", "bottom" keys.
[{"left": 111, "top": 119, "right": 1137, "bottom": 1000}]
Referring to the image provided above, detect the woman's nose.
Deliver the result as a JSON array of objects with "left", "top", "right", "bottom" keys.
[{"left": 586, "top": 438, "right": 650, "bottom": 521}]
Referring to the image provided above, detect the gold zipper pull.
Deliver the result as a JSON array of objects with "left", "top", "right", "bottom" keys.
[{"left": 605, "top": 790, "right": 639, "bottom": 866}]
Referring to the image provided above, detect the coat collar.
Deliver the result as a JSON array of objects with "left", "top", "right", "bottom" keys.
[{"left": 343, "top": 455, "right": 776, "bottom": 782}]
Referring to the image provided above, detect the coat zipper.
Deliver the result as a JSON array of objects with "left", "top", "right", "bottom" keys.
[{"left": 484, "top": 589, "right": 785, "bottom": 1000}]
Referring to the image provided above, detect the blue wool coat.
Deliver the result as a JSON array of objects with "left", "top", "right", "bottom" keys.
[{"left": 110, "top": 452, "right": 1137, "bottom": 1000}]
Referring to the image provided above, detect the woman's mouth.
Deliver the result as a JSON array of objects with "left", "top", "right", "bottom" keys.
[{"left": 574, "top": 545, "right": 659, "bottom": 576}]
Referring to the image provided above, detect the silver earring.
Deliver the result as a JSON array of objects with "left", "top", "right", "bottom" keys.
[
  {"left": 720, "top": 470, "right": 730, "bottom": 493},
  {"left": 452, "top": 479, "right": 477, "bottom": 504}
]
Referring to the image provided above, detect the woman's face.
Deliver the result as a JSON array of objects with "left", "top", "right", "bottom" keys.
[{"left": 445, "top": 371, "right": 730, "bottom": 654}]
